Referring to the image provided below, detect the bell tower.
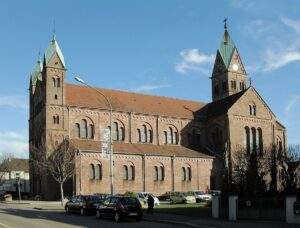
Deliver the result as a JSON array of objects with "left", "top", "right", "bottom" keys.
[
  {"left": 42, "top": 35, "right": 66, "bottom": 106},
  {"left": 211, "top": 21, "right": 248, "bottom": 101}
]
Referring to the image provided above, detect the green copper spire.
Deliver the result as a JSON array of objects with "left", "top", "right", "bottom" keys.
[
  {"left": 218, "top": 28, "right": 236, "bottom": 69},
  {"left": 30, "top": 57, "right": 43, "bottom": 86},
  {"left": 44, "top": 36, "right": 65, "bottom": 68}
]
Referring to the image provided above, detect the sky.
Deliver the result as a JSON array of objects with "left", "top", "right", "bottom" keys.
[{"left": 0, "top": 0, "right": 300, "bottom": 158}]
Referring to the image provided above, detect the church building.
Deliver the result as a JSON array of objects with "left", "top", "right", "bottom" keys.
[{"left": 29, "top": 26, "right": 286, "bottom": 200}]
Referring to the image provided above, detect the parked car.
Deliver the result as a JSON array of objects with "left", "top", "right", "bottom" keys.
[
  {"left": 170, "top": 192, "right": 196, "bottom": 204},
  {"left": 209, "top": 190, "right": 221, "bottom": 196},
  {"left": 188, "top": 191, "right": 212, "bottom": 202},
  {"left": 93, "top": 193, "right": 109, "bottom": 206},
  {"left": 137, "top": 192, "right": 160, "bottom": 206},
  {"left": 96, "top": 195, "right": 143, "bottom": 222},
  {"left": 158, "top": 191, "right": 172, "bottom": 201},
  {"left": 65, "top": 195, "right": 101, "bottom": 215}
]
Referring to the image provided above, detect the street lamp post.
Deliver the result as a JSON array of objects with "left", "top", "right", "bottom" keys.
[{"left": 74, "top": 76, "right": 114, "bottom": 195}]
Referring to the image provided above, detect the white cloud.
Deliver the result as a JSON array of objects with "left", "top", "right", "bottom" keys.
[
  {"left": 133, "top": 84, "right": 171, "bottom": 93},
  {"left": 175, "top": 49, "right": 214, "bottom": 74},
  {"left": 0, "top": 95, "right": 28, "bottom": 109},
  {"left": 285, "top": 95, "right": 300, "bottom": 116},
  {"left": 262, "top": 49, "right": 300, "bottom": 72},
  {"left": 0, "top": 131, "right": 28, "bottom": 158},
  {"left": 281, "top": 17, "right": 300, "bottom": 33}
]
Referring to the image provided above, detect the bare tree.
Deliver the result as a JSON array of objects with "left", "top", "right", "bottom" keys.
[
  {"left": 277, "top": 144, "right": 300, "bottom": 193},
  {"left": 31, "top": 137, "right": 76, "bottom": 205},
  {"left": 0, "top": 153, "right": 12, "bottom": 188},
  {"left": 231, "top": 149, "right": 267, "bottom": 197}
]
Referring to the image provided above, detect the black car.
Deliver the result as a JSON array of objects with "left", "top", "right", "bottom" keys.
[
  {"left": 96, "top": 196, "right": 143, "bottom": 222},
  {"left": 65, "top": 195, "right": 101, "bottom": 215}
]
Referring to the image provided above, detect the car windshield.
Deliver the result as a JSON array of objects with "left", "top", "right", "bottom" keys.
[
  {"left": 194, "top": 191, "right": 205, "bottom": 195},
  {"left": 121, "top": 197, "right": 138, "bottom": 205}
]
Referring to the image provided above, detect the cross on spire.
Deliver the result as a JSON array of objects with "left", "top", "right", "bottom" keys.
[
  {"left": 52, "top": 19, "right": 56, "bottom": 40},
  {"left": 223, "top": 18, "right": 228, "bottom": 30}
]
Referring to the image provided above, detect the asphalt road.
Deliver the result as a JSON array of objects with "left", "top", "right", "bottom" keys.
[{"left": 0, "top": 203, "right": 176, "bottom": 228}]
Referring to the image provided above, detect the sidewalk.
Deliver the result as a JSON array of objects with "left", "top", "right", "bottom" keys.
[{"left": 143, "top": 212, "right": 299, "bottom": 228}]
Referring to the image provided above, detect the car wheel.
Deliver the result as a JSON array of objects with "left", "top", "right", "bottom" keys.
[
  {"left": 80, "top": 208, "right": 85, "bottom": 216},
  {"left": 136, "top": 214, "right": 142, "bottom": 221},
  {"left": 65, "top": 206, "right": 69, "bottom": 214},
  {"left": 114, "top": 212, "right": 120, "bottom": 222},
  {"left": 96, "top": 210, "right": 102, "bottom": 219}
]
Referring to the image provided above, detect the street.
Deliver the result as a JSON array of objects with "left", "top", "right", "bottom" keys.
[{"left": 0, "top": 203, "right": 176, "bottom": 228}]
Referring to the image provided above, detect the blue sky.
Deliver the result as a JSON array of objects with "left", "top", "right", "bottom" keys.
[{"left": 0, "top": 0, "right": 299, "bottom": 158}]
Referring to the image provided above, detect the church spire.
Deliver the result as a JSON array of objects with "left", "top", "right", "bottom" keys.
[
  {"left": 218, "top": 20, "right": 236, "bottom": 69},
  {"left": 211, "top": 21, "right": 247, "bottom": 101},
  {"left": 44, "top": 35, "right": 65, "bottom": 68}
]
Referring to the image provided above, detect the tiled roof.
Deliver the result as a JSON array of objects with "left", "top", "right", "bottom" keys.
[
  {"left": 196, "top": 89, "right": 248, "bottom": 119},
  {"left": 70, "top": 139, "right": 213, "bottom": 159},
  {"left": 65, "top": 83, "right": 206, "bottom": 119}
]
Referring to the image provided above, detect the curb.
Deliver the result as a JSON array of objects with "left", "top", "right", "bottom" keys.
[
  {"left": 143, "top": 218, "right": 215, "bottom": 228},
  {"left": 0, "top": 202, "right": 30, "bottom": 205}
]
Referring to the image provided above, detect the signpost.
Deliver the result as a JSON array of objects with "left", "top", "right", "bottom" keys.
[{"left": 101, "top": 128, "right": 110, "bottom": 159}]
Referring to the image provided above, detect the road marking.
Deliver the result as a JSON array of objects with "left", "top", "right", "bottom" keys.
[
  {"left": 0, "top": 222, "right": 10, "bottom": 228},
  {"left": 37, "top": 215, "right": 47, "bottom": 219}
]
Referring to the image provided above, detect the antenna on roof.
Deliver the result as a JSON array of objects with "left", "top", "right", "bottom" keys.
[{"left": 249, "top": 77, "right": 252, "bottom": 87}]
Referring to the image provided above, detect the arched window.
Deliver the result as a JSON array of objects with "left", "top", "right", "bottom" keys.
[
  {"left": 251, "top": 127, "right": 257, "bottom": 154},
  {"left": 129, "top": 165, "right": 135, "bottom": 180},
  {"left": 174, "top": 132, "right": 179, "bottom": 144},
  {"left": 87, "top": 124, "right": 94, "bottom": 139},
  {"left": 154, "top": 166, "right": 159, "bottom": 181},
  {"left": 141, "top": 125, "right": 147, "bottom": 143},
  {"left": 137, "top": 129, "right": 141, "bottom": 142},
  {"left": 164, "top": 131, "right": 167, "bottom": 144},
  {"left": 112, "top": 122, "right": 118, "bottom": 141},
  {"left": 95, "top": 164, "right": 99, "bottom": 180},
  {"left": 154, "top": 165, "right": 164, "bottom": 181},
  {"left": 123, "top": 165, "right": 128, "bottom": 180},
  {"left": 187, "top": 167, "right": 192, "bottom": 181},
  {"left": 257, "top": 128, "right": 263, "bottom": 154},
  {"left": 148, "top": 129, "right": 153, "bottom": 143},
  {"left": 75, "top": 123, "right": 80, "bottom": 138},
  {"left": 52, "top": 78, "right": 56, "bottom": 87},
  {"left": 95, "top": 164, "right": 102, "bottom": 180},
  {"left": 120, "top": 126, "right": 125, "bottom": 141},
  {"left": 89, "top": 164, "right": 95, "bottom": 180},
  {"left": 57, "top": 78, "right": 61, "bottom": 87},
  {"left": 245, "top": 126, "right": 250, "bottom": 154},
  {"left": 182, "top": 167, "right": 186, "bottom": 181},
  {"left": 81, "top": 119, "right": 87, "bottom": 138},
  {"left": 160, "top": 166, "right": 165, "bottom": 181},
  {"left": 253, "top": 105, "right": 256, "bottom": 116},
  {"left": 53, "top": 115, "right": 59, "bottom": 124},
  {"left": 277, "top": 137, "right": 283, "bottom": 153},
  {"left": 168, "top": 127, "right": 173, "bottom": 144},
  {"left": 249, "top": 105, "right": 252, "bottom": 115}
]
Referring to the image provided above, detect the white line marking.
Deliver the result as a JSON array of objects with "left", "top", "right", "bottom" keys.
[
  {"left": 37, "top": 215, "right": 47, "bottom": 219},
  {"left": 0, "top": 222, "right": 10, "bottom": 228}
]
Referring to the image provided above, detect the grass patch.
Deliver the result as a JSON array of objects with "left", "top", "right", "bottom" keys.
[{"left": 153, "top": 203, "right": 211, "bottom": 217}]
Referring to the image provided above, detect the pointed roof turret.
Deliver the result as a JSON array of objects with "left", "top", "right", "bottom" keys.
[
  {"left": 218, "top": 25, "right": 236, "bottom": 69},
  {"left": 44, "top": 35, "right": 65, "bottom": 68},
  {"left": 30, "top": 56, "right": 43, "bottom": 86}
]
